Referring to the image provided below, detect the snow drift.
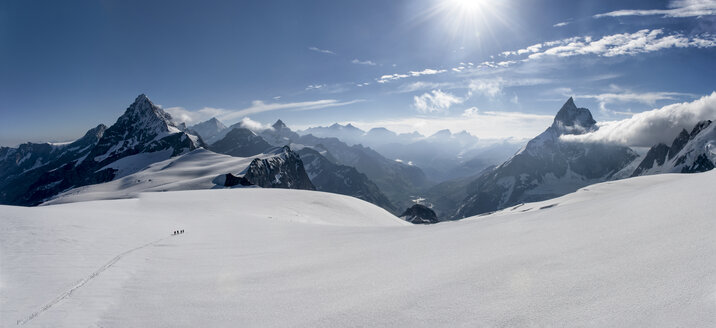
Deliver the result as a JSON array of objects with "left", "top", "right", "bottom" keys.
[{"left": 2, "top": 171, "right": 715, "bottom": 326}]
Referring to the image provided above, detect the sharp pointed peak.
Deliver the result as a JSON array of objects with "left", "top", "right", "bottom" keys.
[
  {"left": 552, "top": 97, "right": 596, "bottom": 133},
  {"left": 272, "top": 119, "right": 287, "bottom": 130},
  {"left": 133, "top": 93, "right": 151, "bottom": 104},
  {"left": 560, "top": 97, "right": 577, "bottom": 110}
]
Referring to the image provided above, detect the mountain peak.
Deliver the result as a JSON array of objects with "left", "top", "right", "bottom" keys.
[
  {"left": 134, "top": 93, "right": 150, "bottom": 104},
  {"left": 551, "top": 97, "right": 596, "bottom": 134},
  {"left": 116, "top": 94, "right": 176, "bottom": 134},
  {"left": 272, "top": 119, "right": 287, "bottom": 130}
]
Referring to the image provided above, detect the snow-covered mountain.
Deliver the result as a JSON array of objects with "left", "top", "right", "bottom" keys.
[
  {"left": 454, "top": 98, "right": 637, "bottom": 219},
  {"left": 297, "top": 147, "right": 397, "bottom": 213},
  {"left": 46, "top": 146, "right": 314, "bottom": 204},
  {"left": 632, "top": 120, "right": 715, "bottom": 176},
  {"left": 301, "top": 123, "right": 367, "bottom": 145},
  {"left": 3, "top": 169, "right": 714, "bottom": 326},
  {"left": 187, "top": 120, "right": 400, "bottom": 213},
  {"left": 188, "top": 117, "right": 227, "bottom": 144},
  {"left": 260, "top": 120, "right": 429, "bottom": 210},
  {"left": 299, "top": 123, "right": 518, "bottom": 182},
  {"left": 209, "top": 127, "right": 273, "bottom": 157},
  {"left": 0, "top": 94, "right": 203, "bottom": 206}
]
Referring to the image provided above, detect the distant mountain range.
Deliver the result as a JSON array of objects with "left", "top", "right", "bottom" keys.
[
  {"left": 1, "top": 94, "right": 713, "bottom": 225},
  {"left": 299, "top": 122, "right": 522, "bottom": 182}
]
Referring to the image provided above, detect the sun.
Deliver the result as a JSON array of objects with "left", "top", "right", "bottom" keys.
[
  {"left": 447, "top": 0, "right": 488, "bottom": 13},
  {"left": 427, "top": 0, "right": 511, "bottom": 43}
]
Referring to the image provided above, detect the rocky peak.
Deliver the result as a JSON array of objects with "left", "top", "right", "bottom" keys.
[
  {"left": 400, "top": 204, "right": 439, "bottom": 224},
  {"left": 117, "top": 94, "right": 176, "bottom": 133},
  {"left": 667, "top": 129, "right": 690, "bottom": 160},
  {"left": 690, "top": 120, "right": 712, "bottom": 138},
  {"left": 272, "top": 119, "right": 287, "bottom": 130},
  {"left": 551, "top": 97, "right": 596, "bottom": 134},
  {"left": 72, "top": 124, "right": 107, "bottom": 146}
]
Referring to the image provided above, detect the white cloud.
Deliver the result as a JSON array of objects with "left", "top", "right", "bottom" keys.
[
  {"left": 595, "top": 0, "right": 716, "bottom": 18},
  {"left": 578, "top": 91, "right": 693, "bottom": 105},
  {"left": 413, "top": 90, "right": 463, "bottom": 113},
  {"left": 499, "top": 30, "right": 715, "bottom": 62},
  {"left": 553, "top": 21, "right": 570, "bottom": 27},
  {"left": 462, "top": 107, "right": 479, "bottom": 117},
  {"left": 377, "top": 68, "right": 447, "bottom": 83},
  {"left": 351, "top": 59, "right": 376, "bottom": 66},
  {"left": 237, "top": 117, "right": 274, "bottom": 132},
  {"left": 164, "top": 106, "right": 226, "bottom": 126},
  {"left": 305, "top": 84, "right": 325, "bottom": 90},
  {"left": 469, "top": 80, "right": 504, "bottom": 98},
  {"left": 561, "top": 92, "right": 716, "bottom": 146},
  {"left": 165, "top": 98, "right": 363, "bottom": 125},
  {"left": 395, "top": 81, "right": 458, "bottom": 94},
  {"left": 526, "top": 29, "right": 716, "bottom": 59},
  {"left": 308, "top": 46, "right": 336, "bottom": 55}
]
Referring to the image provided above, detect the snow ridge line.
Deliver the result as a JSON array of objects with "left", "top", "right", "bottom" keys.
[{"left": 16, "top": 235, "right": 171, "bottom": 326}]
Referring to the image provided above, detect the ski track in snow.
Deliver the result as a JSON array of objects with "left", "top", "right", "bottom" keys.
[{"left": 16, "top": 235, "right": 173, "bottom": 326}]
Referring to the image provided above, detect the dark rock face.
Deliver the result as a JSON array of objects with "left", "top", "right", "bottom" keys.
[
  {"left": 682, "top": 154, "right": 715, "bottom": 173},
  {"left": 241, "top": 146, "right": 315, "bottom": 190},
  {"left": 454, "top": 98, "right": 637, "bottom": 219},
  {"left": 210, "top": 127, "right": 273, "bottom": 157},
  {"left": 216, "top": 173, "right": 254, "bottom": 187},
  {"left": 632, "top": 143, "right": 670, "bottom": 176},
  {"left": 297, "top": 147, "right": 397, "bottom": 213},
  {"left": 400, "top": 204, "right": 438, "bottom": 224},
  {"left": 632, "top": 120, "right": 714, "bottom": 176},
  {"left": 0, "top": 94, "right": 202, "bottom": 206},
  {"left": 667, "top": 129, "right": 690, "bottom": 160}
]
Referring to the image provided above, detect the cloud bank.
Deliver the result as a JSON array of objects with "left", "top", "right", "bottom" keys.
[{"left": 561, "top": 92, "right": 716, "bottom": 146}]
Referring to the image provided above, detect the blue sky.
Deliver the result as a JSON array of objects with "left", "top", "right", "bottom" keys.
[{"left": 1, "top": 0, "right": 715, "bottom": 146}]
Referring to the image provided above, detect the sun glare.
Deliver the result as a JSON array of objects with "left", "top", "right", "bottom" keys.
[{"left": 427, "top": 0, "right": 512, "bottom": 43}]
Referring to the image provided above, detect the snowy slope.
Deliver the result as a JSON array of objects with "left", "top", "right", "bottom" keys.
[
  {"left": 2, "top": 171, "right": 716, "bottom": 327},
  {"left": 45, "top": 148, "right": 270, "bottom": 204}
]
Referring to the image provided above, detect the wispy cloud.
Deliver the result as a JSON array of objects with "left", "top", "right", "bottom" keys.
[
  {"left": 500, "top": 30, "right": 716, "bottom": 61},
  {"left": 165, "top": 98, "right": 362, "bottom": 125},
  {"left": 553, "top": 21, "right": 570, "bottom": 27},
  {"left": 594, "top": 0, "right": 716, "bottom": 18},
  {"left": 377, "top": 68, "right": 447, "bottom": 83},
  {"left": 561, "top": 91, "right": 716, "bottom": 146},
  {"left": 308, "top": 46, "right": 336, "bottom": 55},
  {"left": 394, "top": 81, "right": 459, "bottom": 94},
  {"left": 469, "top": 80, "right": 504, "bottom": 98},
  {"left": 466, "top": 77, "right": 553, "bottom": 99},
  {"left": 351, "top": 58, "right": 376, "bottom": 66},
  {"left": 578, "top": 91, "right": 694, "bottom": 105},
  {"left": 414, "top": 90, "right": 463, "bottom": 113},
  {"left": 305, "top": 84, "right": 326, "bottom": 90}
]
